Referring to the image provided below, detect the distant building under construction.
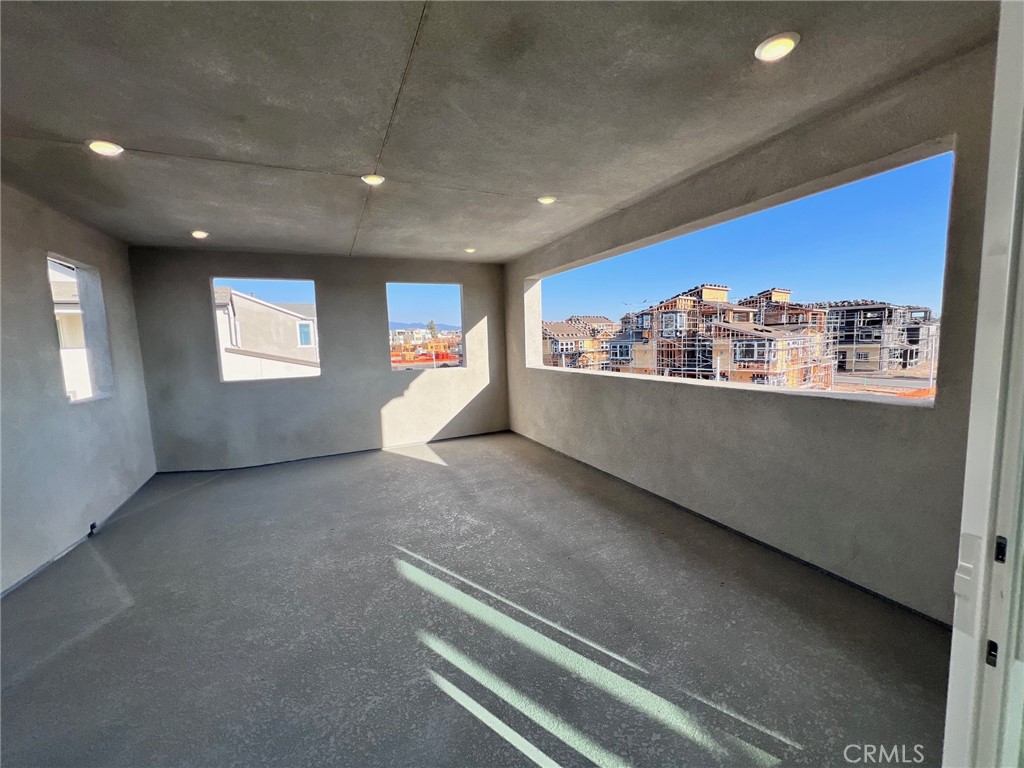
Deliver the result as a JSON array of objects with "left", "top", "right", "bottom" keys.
[
  {"left": 609, "top": 284, "right": 836, "bottom": 388},
  {"left": 552, "top": 284, "right": 939, "bottom": 391},
  {"left": 542, "top": 316, "right": 620, "bottom": 370},
  {"left": 816, "top": 299, "right": 939, "bottom": 372}
]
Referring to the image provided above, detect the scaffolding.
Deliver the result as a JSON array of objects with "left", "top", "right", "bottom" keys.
[
  {"left": 814, "top": 300, "right": 938, "bottom": 373},
  {"left": 600, "top": 289, "right": 940, "bottom": 393},
  {"left": 641, "top": 301, "right": 836, "bottom": 389},
  {"left": 542, "top": 319, "right": 617, "bottom": 371}
]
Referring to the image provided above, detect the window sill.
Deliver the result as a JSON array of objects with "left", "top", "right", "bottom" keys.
[
  {"left": 390, "top": 365, "right": 468, "bottom": 373},
  {"left": 525, "top": 363, "right": 936, "bottom": 409},
  {"left": 218, "top": 374, "right": 322, "bottom": 384},
  {"left": 68, "top": 391, "right": 114, "bottom": 405}
]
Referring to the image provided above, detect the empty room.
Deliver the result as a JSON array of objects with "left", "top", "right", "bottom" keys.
[{"left": 1, "top": 2, "right": 1022, "bottom": 767}]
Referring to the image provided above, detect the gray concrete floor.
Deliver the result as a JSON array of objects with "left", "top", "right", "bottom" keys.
[{"left": 1, "top": 433, "right": 951, "bottom": 767}]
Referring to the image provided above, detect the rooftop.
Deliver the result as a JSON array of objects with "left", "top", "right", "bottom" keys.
[
  {"left": 541, "top": 321, "right": 591, "bottom": 339},
  {"left": 709, "top": 322, "right": 817, "bottom": 339},
  {"left": 567, "top": 315, "right": 616, "bottom": 325}
]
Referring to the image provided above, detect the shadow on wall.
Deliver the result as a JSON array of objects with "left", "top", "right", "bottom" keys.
[
  {"left": 128, "top": 251, "right": 507, "bottom": 472},
  {"left": 380, "top": 315, "right": 492, "bottom": 452}
]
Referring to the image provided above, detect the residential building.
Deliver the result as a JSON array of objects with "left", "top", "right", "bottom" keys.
[
  {"left": 213, "top": 287, "right": 320, "bottom": 380},
  {"left": 606, "top": 284, "right": 834, "bottom": 388},
  {"left": 541, "top": 315, "right": 621, "bottom": 370},
  {"left": 817, "top": 300, "right": 940, "bottom": 372},
  {"left": 565, "top": 314, "right": 620, "bottom": 335},
  {"left": 736, "top": 287, "right": 828, "bottom": 331},
  {"left": 390, "top": 327, "right": 430, "bottom": 345},
  {"left": 390, "top": 331, "right": 462, "bottom": 368},
  {"left": 705, "top": 321, "right": 834, "bottom": 388},
  {"left": 541, "top": 320, "right": 594, "bottom": 368}
]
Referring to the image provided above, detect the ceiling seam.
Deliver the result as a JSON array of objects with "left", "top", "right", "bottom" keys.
[
  {"left": 0, "top": 136, "right": 362, "bottom": 179},
  {"left": 5, "top": 133, "right": 621, "bottom": 203},
  {"left": 349, "top": 0, "right": 426, "bottom": 257},
  {"left": 373, "top": 0, "right": 429, "bottom": 175},
  {"left": 3, "top": 133, "right": 622, "bottom": 213},
  {"left": 347, "top": 188, "right": 370, "bottom": 257}
]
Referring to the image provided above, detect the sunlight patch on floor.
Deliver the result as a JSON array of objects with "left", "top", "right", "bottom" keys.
[
  {"left": 393, "top": 544, "right": 645, "bottom": 672},
  {"left": 429, "top": 669, "right": 562, "bottom": 768},
  {"left": 424, "top": 632, "right": 632, "bottom": 768},
  {"left": 382, "top": 443, "right": 448, "bottom": 466}
]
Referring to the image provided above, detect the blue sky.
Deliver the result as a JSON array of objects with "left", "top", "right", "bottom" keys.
[
  {"left": 542, "top": 152, "right": 955, "bottom": 322},
  {"left": 214, "top": 277, "right": 316, "bottom": 304},
  {"left": 387, "top": 282, "right": 463, "bottom": 326},
  {"left": 213, "top": 278, "right": 463, "bottom": 326}
]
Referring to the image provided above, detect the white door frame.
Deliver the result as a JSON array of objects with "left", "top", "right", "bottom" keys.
[{"left": 943, "top": 3, "right": 1024, "bottom": 766}]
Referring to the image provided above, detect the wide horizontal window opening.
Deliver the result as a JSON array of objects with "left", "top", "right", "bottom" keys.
[
  {"left": 47, "top": 256, "right": 115, "bottom": 402},
  {"left": 211, "top": 278, "right": 320, "bottom": 382},
  {"left": 537, "top": 152, "right": 954, "bottom": 403},
  {"left": 386, "top": 283, "right": 465, "bottom": 371}
]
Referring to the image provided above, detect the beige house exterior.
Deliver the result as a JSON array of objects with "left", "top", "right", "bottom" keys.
[
  {"left": 212, "top": 287, "right": 320, "bottom": 381},
  {"left": 605, "top": 284, "right": 835, "bottom": 388},
  {"left": 541, "top": 321, "right": 591, "bottom": 368},
  {"left": 542, "top": 319, "right": 618, "bottom": 370},
  {"left": 47, "top": 260, "right": 92, "bottom": 400}
]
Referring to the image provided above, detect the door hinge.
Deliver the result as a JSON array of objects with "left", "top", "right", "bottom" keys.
[
  {"left": 994, "top": 535, "right": 1007, "bottom": 563},
  {"left": 986, "top": 640, "right": 999, "bottom": 667}
]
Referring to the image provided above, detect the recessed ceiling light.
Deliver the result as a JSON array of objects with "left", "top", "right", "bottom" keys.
[
  {"left": 361, "top": 174, "right": 385, "bottom": 186},
  {"left": 86, "top": 140, "right": 124, "bottom": 157},
  {"left": 464, "top": 247, "right": 477, "bottom": 253},
  {"left": 191, "top": 230, "right": 209, "bottom": 240},
  {"left": 537, "top": 196, "right": 557, "bottom": 205},
  {"left": 755, "top": 32, "right": 800, "bottom": 62}
]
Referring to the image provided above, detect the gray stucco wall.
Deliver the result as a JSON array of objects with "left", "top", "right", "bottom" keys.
[
  {"left": 1, "top": 184, "right": 156, "bottom": 591},
  {"left": 504, "top": 44, "right": 997, "bottom": 623},
  {"left": 131, "top": 249, "right": 508, "bottom": 471}
]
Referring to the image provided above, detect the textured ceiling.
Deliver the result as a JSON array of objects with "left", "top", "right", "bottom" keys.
[{"left": 1, "top": 2, "right": 998, "bottom": 261}]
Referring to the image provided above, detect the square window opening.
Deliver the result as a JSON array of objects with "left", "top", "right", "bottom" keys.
[
  {"left": 386, "top": 283, "right": 464, "bottom": 371},
  {"left": 211, "top": 278, "right": 320, "bottom": 382}
]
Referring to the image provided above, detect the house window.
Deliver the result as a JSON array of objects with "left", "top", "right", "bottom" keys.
[
  {"left": 47, "top": 257, "right": 114, "bottom": 402},
  {"left": 856, "top": 352, "right": 870, "bottom": 361},
  {"left": 734, "top": 341, "right": 768, "bottom": 362},
  {"left": 211, "top": 278, "right": 320, "bottom": 382},
  {"left": 386, "top": 283, "right": 465, "bottom": 370}
]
